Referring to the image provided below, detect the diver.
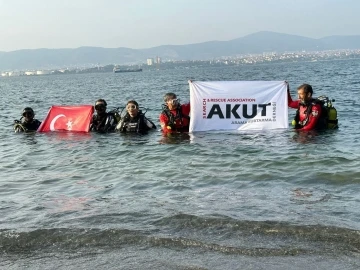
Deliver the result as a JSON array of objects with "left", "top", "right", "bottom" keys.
[
  {"left": 90, "top": 99, "right": 119, "bottom": 132},
  {"left": 288, "top": 83, "right": 327, "bottom": 131},
  {"left": 115, "top": 100, "right": 156, "bottom": 134},
  {"left": 13, "top": 107, "right": 42, "bottom": 132},
  {"left": 159, "top": 92, "right": 190, "bottom": 133}
]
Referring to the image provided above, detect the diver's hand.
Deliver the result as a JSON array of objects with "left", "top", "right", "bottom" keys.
[{"left": 285, "top": 81, "right": 290, "bottom": 92}]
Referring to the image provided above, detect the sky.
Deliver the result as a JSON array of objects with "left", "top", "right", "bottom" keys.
[{"left": 1, "top": 0, "right": 359, "bottom": 52}]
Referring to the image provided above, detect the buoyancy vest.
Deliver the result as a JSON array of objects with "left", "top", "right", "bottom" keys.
[
  {"left": 91, "top": 112, "right": 118, "bottom": 132},
  {"left": 293, "top": 96, "right": 338, "bottom": 130},
  {"left": 117, "top": 111, "right": 155, "bottom": 134},
  {"left": 161, "top": 105, "right": 190, "bottom": 132}
]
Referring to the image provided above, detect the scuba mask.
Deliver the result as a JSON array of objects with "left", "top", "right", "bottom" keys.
[
  {"left": 168, "top": 98, "right": 179, "bottom": 106},
  {"left": 127, "top": 104, "right": 137, "bottom": 110},
  {"left": 22, "top": 112, "right": 34, "bottom": 117},
  {"left": 95, "top": 104, "right": 106, "bottom": 111}
]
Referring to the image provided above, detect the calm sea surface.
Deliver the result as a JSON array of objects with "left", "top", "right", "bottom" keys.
[{"left": 1, "top": 60, "right": 360, "bottom": 269}]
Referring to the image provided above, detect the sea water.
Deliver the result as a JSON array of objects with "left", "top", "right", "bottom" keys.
[{"left": 1, "top": 60, "right": 360, "bottom": 269}]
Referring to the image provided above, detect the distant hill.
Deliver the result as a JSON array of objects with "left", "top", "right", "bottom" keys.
[{"left": 1, "top": 31, "right": 360, "bottom": 70}]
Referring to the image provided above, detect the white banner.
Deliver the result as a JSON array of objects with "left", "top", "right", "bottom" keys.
[{"left": 189, "top": 81, "right": 288, "bottom": 132}]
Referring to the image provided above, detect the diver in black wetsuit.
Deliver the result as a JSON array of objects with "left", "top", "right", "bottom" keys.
[
  {"left": 116, "top": 100, "right": 156, "bottom": 134},
  {"left": 13, "top": 107, "right": 42, "bottom": 132},
  {"left": 90, "top": 99, "right": 119, "bottom": 132}
]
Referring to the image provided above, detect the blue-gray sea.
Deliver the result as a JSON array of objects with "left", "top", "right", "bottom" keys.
[{"left": 1, "top": 59, "right": 360, "bottom": 269}]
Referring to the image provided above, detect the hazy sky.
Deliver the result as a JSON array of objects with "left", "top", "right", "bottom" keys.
[{"left": 1, "top": 0, "right": 359, "bottom": 52}]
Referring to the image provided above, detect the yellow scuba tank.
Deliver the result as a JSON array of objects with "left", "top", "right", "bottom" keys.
[
  {"left": 327, "top": 105, "right": 338, "bottom": 129},
  {"left": 317, "top": 95, "right": 338, "bottom": 129}
]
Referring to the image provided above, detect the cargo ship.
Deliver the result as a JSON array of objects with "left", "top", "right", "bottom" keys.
[{"left": 113, "top": 67, "right": 142, "bottom": 73}]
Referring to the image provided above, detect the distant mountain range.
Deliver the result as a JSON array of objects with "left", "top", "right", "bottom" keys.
[{"left": 1, "top": 31, "right": 360, "bottom": 70}]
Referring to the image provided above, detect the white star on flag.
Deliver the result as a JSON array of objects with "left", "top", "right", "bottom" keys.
[{"left": 66, "top": 120, "right": 73, "bottom": 130}]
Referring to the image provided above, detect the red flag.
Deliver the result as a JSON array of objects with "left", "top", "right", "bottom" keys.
[{"left": 38, "top": 105, "right": 94, "bottom": 132}]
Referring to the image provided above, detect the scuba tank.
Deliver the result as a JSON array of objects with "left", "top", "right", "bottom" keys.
[
  {"left": 317, "top": 96, "right": 338, "bottom": 129},
  {"left": 327, "top": 105, "right": 338, "bottom": 129}
]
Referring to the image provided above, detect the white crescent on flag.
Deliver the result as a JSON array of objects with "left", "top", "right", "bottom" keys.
[{"left": 50, "top": 114, "right": 66, "bottom": 131}]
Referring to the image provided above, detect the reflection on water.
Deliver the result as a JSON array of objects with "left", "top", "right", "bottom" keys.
[
  {"left": 118, "top": 131, "right": 157, "bottom": 145},
  {"left": 14, "top": 131, "right": 39, "bottom": 145},
  {"left": 290, "top": 129, "right": 338, "bottom": 144},
  {"left": 41, "top": 131, "right": 92, "bottom": 142},
  {"left": 44, "top": 195, "right": 92, "bottom": 213},
  {"left": 290, "top": 188, "right": 332, "bottom": 204},
  {"left": 159, "top": 132, "right": 191, "bottom": 144}
]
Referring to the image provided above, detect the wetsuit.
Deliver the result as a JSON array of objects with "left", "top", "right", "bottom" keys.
[
  {"left": 288, "top": 92, "right": 324, "bottom": 131},
  {"left": 14, "top": 119, "right": 42, "bottom": 132},
  {"left": 116, "top": 112, "right": 156, "bottom": 134},
  {"left": 159, "top": 103, "right": 190, "bottom": 133},
  {"left": 90, "top": 112, "right": 117, "bottom": 132}
]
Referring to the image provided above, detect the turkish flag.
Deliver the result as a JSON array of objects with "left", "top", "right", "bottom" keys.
[{"left": 38, "top": 105, "right": 94, "bottom": 132}]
